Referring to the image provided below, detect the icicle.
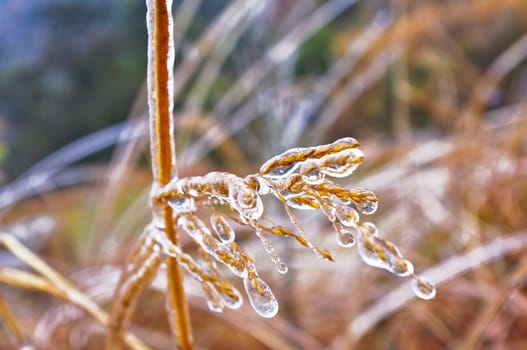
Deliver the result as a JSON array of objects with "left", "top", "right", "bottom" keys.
[{"left": 254, "top": 227, "right": 288, "bottom": 274}]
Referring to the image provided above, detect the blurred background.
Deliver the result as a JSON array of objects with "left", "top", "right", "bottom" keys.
[{"left": 0, "top": 0, "right": 527, "bottom": 349}]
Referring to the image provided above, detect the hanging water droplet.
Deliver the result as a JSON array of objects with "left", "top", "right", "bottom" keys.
[
  {"left": 277, "top": 262, "right": 288, "bottom": 274},
  {"left": 167, "top": 196, "right": 196, "bottom": 213},
  {"left": 243, "top": 276, "right": 279, "bottom": 318},
  {"left": 336, "top": 228, "right": 356, "bottom": 248},
  {"left": 411, "top": 277, "right": 436, "bottom": 300},
  {"left": 210, "top": 213, "right": 236, "bottom": 243},
  {"left": 335, "top": 205, "right": 360, "bottom": 227}
]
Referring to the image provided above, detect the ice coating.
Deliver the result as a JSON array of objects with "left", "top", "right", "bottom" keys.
[
  {"left": 167, "top": 196, "right": 196, "bottom": 214},
  {"left": 350, "top": 188, "right": 379, "bottom": 215},
  {"left": 357, "top": 227, "right": 415, "bottom": 277},
  {"left": 228, "top": 181, "right": 264, "bottom": 221},
  {"left": 210, "top": 213, "right": 236, "bottom": 243},
  {"left": 319, "top": 148, "right": 364, "bottom": 178}
]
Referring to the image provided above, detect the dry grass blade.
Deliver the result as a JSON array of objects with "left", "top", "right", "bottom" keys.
[
  {"left": 0, "top": 290, "right": 23, "bottom": 346},
  {"left": 0, "top": 234, "right": 150, "bottom": 350},
  {"left": 349, "top": 230, "right": 527, "bottom": 342},
  {"left": 458, "top": 258, "right": 527, "bottom": 349}
]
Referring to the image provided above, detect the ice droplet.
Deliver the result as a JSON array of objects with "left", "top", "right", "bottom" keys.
[
  {"left": 393, "top": 259, "right": 414, "bottom": 277},
  {"left": 277, "top": 261, "right": 288, "bottom": 274},
  {"left": 255, "top": 228, "right": 288, "bottom": 274},
  {"left": 167, "top": 196, "right": 195, "bottom": 213},
  {"left": 357, "top": 232, "right": 413, "bottom": 276},
  {"left": 229, "top": 183, "right": 264, "bottom": 221},
  {"left": 206, "top": 299, "right": 223, "bottom": 313},
  {"left": 335, "top": 205, "right": 360, "bottom": 227},
  {"left": 336, "top": 228, "right": 356, "bottom": 248},
  {"left": 243, "top": 276, "right": 279, "bottom": 318},
  {"left": 202, "top": 283, "right": 224, "bottom": 313},
  {"left": 178, "top": 216, "right": 203, "bottom": 241},
  {"left": 217, "top": 286, "right": 243, "bottom": 309},
  {"left": 411, "top": 277, "right": 436, "bottom": 300},
  {"left": 210, "top": 213, "right": 236, "bottom": 243},
  {"left": 355, "top": 199, "right": 378, "bottom": 215},
  {"left": 351, "top": 189, "right": 379, "bottom": 215}
]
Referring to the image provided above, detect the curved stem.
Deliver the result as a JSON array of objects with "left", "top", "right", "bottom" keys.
[{"left": 146, "top": 0, "right": 193, "bottom": 349}]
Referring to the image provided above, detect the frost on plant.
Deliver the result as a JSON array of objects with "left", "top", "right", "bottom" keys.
[{"left": 150, "top": 137, "right": 436, "bottom": 318}]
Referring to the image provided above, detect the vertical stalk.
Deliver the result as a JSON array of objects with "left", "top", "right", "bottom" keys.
[{"left": 146, "top": 0, "right": 193, "bottom": 349}]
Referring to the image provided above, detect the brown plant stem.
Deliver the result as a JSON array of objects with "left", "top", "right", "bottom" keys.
[{"left": 147, "top": 0, "right": 193, "bottom": 349}]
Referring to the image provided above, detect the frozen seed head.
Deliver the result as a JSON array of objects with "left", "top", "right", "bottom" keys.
[{"left": 153, "top": 137, "right": 434, "bottom": 320}]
